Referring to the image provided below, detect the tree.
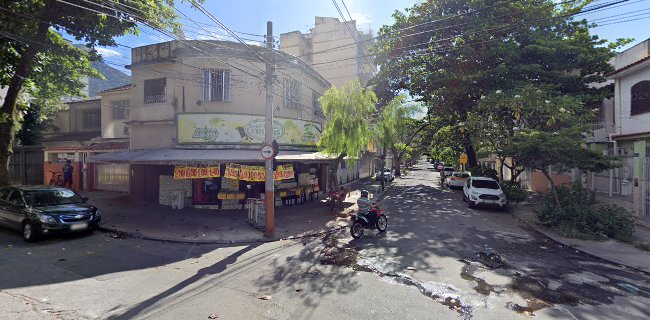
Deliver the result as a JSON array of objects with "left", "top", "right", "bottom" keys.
[
  {"left": 375, "top": 94, "right": 424, "bottom": 177},
  {"left": 506, "top": 129, "right": 615, "bottom": 208},
  {"left": 471, "top": 85, "right": 618, "bottom": 206},
  {"left": 0, "top": 0, "right": 182, "bottom": 186},
  {"left": 372, "top": 0, "right": 626, "bottom": 167},
  {"left": 319, "top": 79, "right": 377, "bottom": 191}
]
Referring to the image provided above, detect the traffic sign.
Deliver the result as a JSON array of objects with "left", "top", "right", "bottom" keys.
[
  {"left": 261, "top": 144, "right": 274, "bottom": 160},
  {"left": 459, "top": 153, "right": 468, "bottom": 165}
]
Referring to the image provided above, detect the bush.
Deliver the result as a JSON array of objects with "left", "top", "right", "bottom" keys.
[
  {"left": 469, "top": 165, "right": 498, "bottom": 180},
  {"left": 535, "top": 183, "right": 635, "bottom": 241},
  {"left": 501, "top": 181, "right": 527, "bottom": 202}
]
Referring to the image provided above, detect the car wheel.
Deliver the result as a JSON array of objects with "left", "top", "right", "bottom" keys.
[
  {"left": 22, "top": 221, "right": 40, "bottom": 242},
  {"left": 467, "top": 200, "right": 474, "bottom": 208}
]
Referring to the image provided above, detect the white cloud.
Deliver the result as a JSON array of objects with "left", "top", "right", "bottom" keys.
[
  {"left": 96, "top": 47, "right": 122, "bottom": 58},
  {"left": 351, "top": 12, "right": 372, "bottom": 26}
]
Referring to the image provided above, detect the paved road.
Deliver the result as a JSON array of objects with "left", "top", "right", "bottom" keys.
[{"left": 0, "top": 161, "right": 648, "bottom": 319}]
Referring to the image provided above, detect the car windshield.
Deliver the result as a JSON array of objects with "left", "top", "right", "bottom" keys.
[
  {"left": 444, "top": 168, "right": 454, "bottom": 172},
  {"left": 472, "top": 179, "right": 500, "bottom": 189},
  {"left": 453, "top": 172, "right": 469, "bottom": 178},
  {"left": 24, "top": 189, "right": 84, "bottom": 206}
]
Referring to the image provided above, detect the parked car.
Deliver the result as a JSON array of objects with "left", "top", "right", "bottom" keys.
[
  {"left": 0, "top": 186, "right": 101, "bottom": 241},
  {"left": 375, "top": 168, "right": 394, "bottom": 181},
  {"left": 443, "top": 167, "right": 455, "bottom": 176},
  {"left": 445, "top": 171, "right": 471, "bottom": 189},
  {"left": 462, "top": 177, "right": 507, "bottom": 209},
  {"left": 436, "top": 163, "right": 445, "bottom": 171}
]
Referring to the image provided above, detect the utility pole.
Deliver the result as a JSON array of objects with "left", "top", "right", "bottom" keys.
[{"left": 264, "top": 21, "right": 275, "bottom": 238}]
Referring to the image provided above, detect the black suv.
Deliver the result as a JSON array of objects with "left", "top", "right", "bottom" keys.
[{"left": 0, "top": 186, "right": 101, "bottom": 241}]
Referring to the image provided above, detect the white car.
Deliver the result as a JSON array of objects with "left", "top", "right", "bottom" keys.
[
  {"left": 375, "top": 169, "right": 394, "bottom": 181},
  {"left": 445, "top": 171, "right": 471, "bottom": 189},
  {"left": 462, "top": 176, "right": 507, "bottom": 209}
]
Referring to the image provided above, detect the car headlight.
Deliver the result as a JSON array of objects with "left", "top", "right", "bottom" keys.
[
  {"left": 470, "top": 191, "right": 479, "bottom": 199},
  {"left": 94, "top": 210, "right": 101, "bottom": 218},
  {"left": 37, "top": 214, "right": 56, "bottom": 224}
]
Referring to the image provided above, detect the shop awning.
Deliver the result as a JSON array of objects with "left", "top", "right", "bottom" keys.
[{"left": 90, "top": 149, "right": 340, "bottom": 164}]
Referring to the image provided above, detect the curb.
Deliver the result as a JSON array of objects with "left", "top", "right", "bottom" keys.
[
  {"left": 95, "top": 177, "right": 401, "bottom": 245},
  {"left": 97, "top": 224, "right": 349, "bottom": 245},
  {"left": 509, "top": 207, "right": 650, "bottom": 275}
]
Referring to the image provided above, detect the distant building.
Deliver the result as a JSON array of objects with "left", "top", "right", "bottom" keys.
[{"left": 280, "top": 17, "right": 375, "bottom": 88}]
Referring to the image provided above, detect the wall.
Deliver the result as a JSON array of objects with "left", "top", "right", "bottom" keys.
[
  {"left": 280, "top": 17, "right": 374, "bottom": 88},
  {"left": 68, "top": 100, "right": 101, "bottom": 132},
  {"left": 616, "top": 67, "right": 650, "bottom": 136},
  {"left": 158, "top": 175, "right": 192, "bottom": 206},
  {"left": 128, "top": 42, "right": 328, "bottom": 150},
  {"left": 614, "top": 39, "right": 649, "bottom": 70},
  {"left": 101, "top": 89, "right": 131, "bottom": 139},
  {"left": 43, "top": 161, "right": 83, "bottom": 190},
  {"left": 529, "top": 170, "right": 572, "bottom": 193},
  {"left": 130, "top": 164, "right": 174, "bottom": 203}
]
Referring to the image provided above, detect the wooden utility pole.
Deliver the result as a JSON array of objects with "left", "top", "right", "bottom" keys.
[{"left": 264, "top": 21, "right": 275, "bottom": 238}]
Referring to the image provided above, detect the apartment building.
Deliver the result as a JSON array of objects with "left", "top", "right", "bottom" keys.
[
  {"left": 90, "top": 40, "right": 363, "bottom": 209},
  {"left": 280, "top": 16, "right": 375, "bottom": 88}
]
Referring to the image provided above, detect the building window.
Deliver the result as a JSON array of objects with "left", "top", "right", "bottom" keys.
[
  {"left": 111, "top": 100, "right": 130, "bottom": 120},
  {"left": 631, "top": 80, "right": 650, "bottom": 116},
  {"left": 284, "top": 78, "right": 301, "bottom": 110},
  {"left": 144, "top": 78, "right": 166, "bottom": 104},
  {"left": 82, "top": 110, "right": 101, "bottom": 129},
  {"left": 202, "top": 69, "right": 230, "bottom": 101},
  {"left": 123, "top": 126, "right": 130, "bottom": 136},
  {"left": 312, "top": 89, "right": 324, "bottom": 117}
]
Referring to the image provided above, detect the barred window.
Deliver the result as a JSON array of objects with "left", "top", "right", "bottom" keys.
[
  {"left": 144, "top": 78, "right": 166, "bottom": 104},
  {"left": 284, "top": 78, "right": 301, "bottom": 109},
  {"left": 631, "top": 80, "right": 650, "bottom": 116},
  {"left": 82, "top": 110, "right": 101, "bottom": 129},
  {"left": 202, "top": 69, "right": 230, "bottom": 101},
  {"left": 111, "top": 100, "right": 130, "bottom": 120}
]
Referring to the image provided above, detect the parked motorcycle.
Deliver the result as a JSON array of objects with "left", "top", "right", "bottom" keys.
[{"left": 350, "top": 206, "right": 388, "bottom": 239}]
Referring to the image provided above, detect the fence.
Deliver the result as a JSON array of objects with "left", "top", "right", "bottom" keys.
[{"left": 590, "top": 156, "right": 635, "bottom": 201}]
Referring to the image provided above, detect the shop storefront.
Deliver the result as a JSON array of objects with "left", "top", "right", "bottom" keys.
[{"left": 92, "top": 148, "right": 334, "bottom": 210}]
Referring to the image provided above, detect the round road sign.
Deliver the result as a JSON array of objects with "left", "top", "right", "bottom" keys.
[{"left": 261, "top": 144, "right": 274, "bottom": 160}]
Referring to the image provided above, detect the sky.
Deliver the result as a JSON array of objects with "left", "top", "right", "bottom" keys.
[{"left": 87, "top": 0, "right": 650, "bottom": 75}]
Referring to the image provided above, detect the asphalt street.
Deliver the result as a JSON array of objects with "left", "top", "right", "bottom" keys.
[{"left": 0, "top": 160, "right": 649, "bottom": 319}]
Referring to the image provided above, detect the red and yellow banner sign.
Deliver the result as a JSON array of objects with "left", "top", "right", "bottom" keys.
[
  {"left": 174, "top": 165, "right": 220, "bottom": 179},
  {"left": 175, "top": 163, "right": 295, "bottom": 181}
]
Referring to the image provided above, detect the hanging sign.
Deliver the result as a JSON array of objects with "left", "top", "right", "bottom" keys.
[
  {"left": 174, "top": 165, "right": 221, "bottom": 179},
  {"left": 224, "top": 163, "right": 240, "bottom": 179}
]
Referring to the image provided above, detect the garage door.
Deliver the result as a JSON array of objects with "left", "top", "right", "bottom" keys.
[{"left": 95, "top": 164, "right": 129, "bottom": 192}]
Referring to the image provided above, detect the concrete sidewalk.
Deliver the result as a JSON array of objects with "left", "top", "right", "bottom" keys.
[
  {"left": 80, "top": 177, "right": 396, "bottom": 244},
  {"left": 512, "top": 203, "right": 650, "bottom": 273}
]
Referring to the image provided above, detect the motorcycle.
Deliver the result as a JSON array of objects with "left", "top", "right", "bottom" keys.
[{"left": 350, "top": 206, "right": 388, "bottom": 239}]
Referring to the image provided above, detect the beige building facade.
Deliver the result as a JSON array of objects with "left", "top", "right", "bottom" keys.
[{"left": 280, "top": 16, "right": 374, "bottom": 88}]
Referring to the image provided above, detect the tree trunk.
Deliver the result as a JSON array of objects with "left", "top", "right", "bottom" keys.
[
  {"left": 498, "top": 156, "right": 505, "bottom": 181},
  {"left": 465, "top": 143, "right": 478, "bottom": 168},
  {"left": 541, "top": 168, "right": 561, "bottom": 209},
  {"left": 328, "top": 153, "right": 346, "bottom": 192},
  {"left": 0, "top": 0, "right": 55, "bottom": 186}
]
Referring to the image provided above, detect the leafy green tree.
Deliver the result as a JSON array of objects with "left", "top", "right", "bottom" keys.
[
  {"left": 375, "top": 94, "right": 424, "bottom": 177},
  {"left": 472, "top": 85, "right": 617, "bottom": 206},
  {"left": 506, "top": 128, "right": 615, "bottom": 207},
  {"left": 319, "top": 79, "right": 377, "bottom": 190},
  {"left": 0, "top": 0, "right": 183, "bottom": 186},
  {"left": 372, "top": 0, "right": 627, "bottom": 167}
]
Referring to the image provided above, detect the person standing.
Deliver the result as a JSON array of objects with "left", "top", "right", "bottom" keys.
[{"left": 62, "top": 159, "right": 74, "bottom": 189}]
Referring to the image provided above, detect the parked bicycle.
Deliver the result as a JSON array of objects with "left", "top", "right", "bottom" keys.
[{"left": 48, "top": 171, "right": 63, "bottom": 186}]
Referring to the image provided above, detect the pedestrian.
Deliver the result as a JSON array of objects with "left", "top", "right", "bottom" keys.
[{"left": 62, "top": 159, "right": 74, "bottom": 189}]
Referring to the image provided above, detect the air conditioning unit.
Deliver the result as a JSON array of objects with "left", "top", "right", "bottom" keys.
[{"left": 170, "top": 190, "right": 186, "bottom": 209}]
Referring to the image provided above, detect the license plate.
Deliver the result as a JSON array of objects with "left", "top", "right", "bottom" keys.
[{"left": 70, "top": 223, "right": 88, "bottom": 230}]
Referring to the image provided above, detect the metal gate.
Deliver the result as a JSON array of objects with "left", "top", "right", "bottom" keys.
[{"left": 95, "top": 164, "right": 129, "bottom": 192}]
